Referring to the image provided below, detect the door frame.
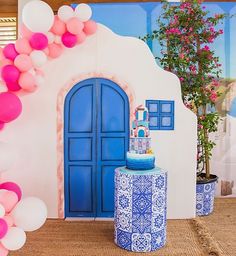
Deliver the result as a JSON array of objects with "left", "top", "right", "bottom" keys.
[
  {"left": 63, "top": 77, "right": 131, "bottom": 218},
  {"left": 56, "top": 74, "right": 134, "bottom": 219}
]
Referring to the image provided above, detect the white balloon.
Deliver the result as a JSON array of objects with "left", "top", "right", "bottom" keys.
[
  {"left": 0, "top": 142, "right": 18, "bottom": 173},
  {"left": 1, "top": 227, "right": 26, "bottom": 251},
  {"left": 22, "top": 0, "right": 54, "bottom": 33},
  {"left": 30, "top": 50, "right": 47, "bottom": 68},
  {"left": 58, "top": 5, "right": 74, "bottom": 22},
  {"left": 46, "top": 32, "right": 55, "bottom": 44},
  {"left": 35, "top": 75, "right": 45, "bottom": 87},
  {"left": 75, "top": 4, "right": 92, "bottom": 22},
  {"left": 0, "top": 203, "right": 5, "bottom": 217},
  {"left": 12, "top": 197, "right": 47, "bottom": 232}
]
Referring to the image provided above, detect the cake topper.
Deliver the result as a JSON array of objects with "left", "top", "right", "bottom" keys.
[{"left": 131, "top": 105, "right": 150, "bottom": 138}]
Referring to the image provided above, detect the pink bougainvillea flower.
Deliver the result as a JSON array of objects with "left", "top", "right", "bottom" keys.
[
  {"left": 189, "top": 65, "right": 196, "bottom": 73},
  {"left": 210, "top": 27, "right": 215, "bottom": 32},
  {"left": 210, "top": 95, "right": 217, "bottom": 102},
  {"left": 202, "top": 45, "right": 210, "bottom": 51},
  {"left": 210, "top": 91, "right": 218, "bottom": 102},
  {"left": 179, "top": 53, "right": 185, "bottom": 59},
  {"left": 208, "top": 37, "right": 214, "bottom": 43},
  {"left": 212, "top": 80, "right": 219, "bottom": 87}
]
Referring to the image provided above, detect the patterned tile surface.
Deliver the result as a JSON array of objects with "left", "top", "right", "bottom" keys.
[
  {"left": 196, "top": 181, "right": 216, "bottom": 216},
  {"left": 114, "top": 168, "right": 167, "bottom": 252}
]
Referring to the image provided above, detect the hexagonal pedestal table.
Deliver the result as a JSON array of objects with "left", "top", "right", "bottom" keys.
[{"left": 114, "top": 167, "right": 167, "bottom": 252}]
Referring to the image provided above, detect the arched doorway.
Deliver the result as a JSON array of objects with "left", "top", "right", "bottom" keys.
[{"left": 64, "top": 78, "right": 130, "bottom": 218}]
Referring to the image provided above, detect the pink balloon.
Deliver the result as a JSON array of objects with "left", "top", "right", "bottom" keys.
[
  {"left": 3, "top": 215, "right": 13, "bottom": 228},
  {"left": 30, "top": 33, "right": 48, "bottom": 50},
  {"left": 66, "top": 17, "right": 84, "bottom": 35},
  {"left": 0, "top": 219, "right": 8, "bottom": 239},
  {"left": 51, "top": 16, "right": 66, "bottom": 36},
  {"left": 0, "top": 182, "right": 22, "bottom": 201},
  {"left": 61, "top": 32, "right": 77, "bottom": 48},
  {"left": 48, "top": 43, "right": 63, "bottom": 58},
  {"left": 15, "top": 38, "right": 32, "bottom": 55},
  {"left": 6, "top": 81, "right": 21, "bottom": 92},
  {"left": 0, "top": 243, "right": 8, "bottom": 256},
  {"left": 0, "top": 190, "right": 18, "bottom": 213},
  {"left": 83, "top": 20, "right": 97, "bottom": 35},
  {"left": 20, "top": 24, "right": 33, "bottom": 39},
  {"left": 3, "top": 44, "right": 18, "bottom": 61},
  {"left": 0, "top": 93, "right": 22, "bottom": 123},
  {"left": 77, "top": 31, "right": 86, "bottom": 44},
  {"left": 14, "top": 54, "right": 32, "bottom": 72},
  {"left": 0, "top": 59, "right": 13, "bottom": 66},
  {"left": 0, "top": 122, "right": 5, "bottom": 131},
  {"left": 19, "top": 72, "right": 36, "bottom": 92},
  {"left": 1, "top": 65, "right": 20, "bottom": 84}
]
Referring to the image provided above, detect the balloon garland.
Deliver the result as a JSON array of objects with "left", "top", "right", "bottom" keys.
[
  {"left": 0, "top": 182, "right": 47, "bottom": 255},
  {"left": 0, "top": 1, "right": 97, "bottom": 130},
  {"left": 0, "top": 142, "right": 47, "bottom": 256},
  {"left": 0, "top": 1, "right": 97, "bottom": 254}
]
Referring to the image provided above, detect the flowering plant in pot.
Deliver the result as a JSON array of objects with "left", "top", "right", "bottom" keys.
[{"left": 145, "top": 0, "right": 226, "bottom": 215}]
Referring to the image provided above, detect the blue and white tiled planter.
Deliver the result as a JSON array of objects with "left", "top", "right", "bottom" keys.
[
  {"left": 196, "top": 175, "right": 218, "bottom": 216},
  {"left": 114, "top": 167, "right": 167, "bottom": 252}
]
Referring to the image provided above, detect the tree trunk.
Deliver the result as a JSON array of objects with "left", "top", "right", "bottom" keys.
[{"left": 202, "top": 105, "right": 210, "bottom": 179}]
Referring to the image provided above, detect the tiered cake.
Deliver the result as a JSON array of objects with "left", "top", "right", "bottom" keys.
[{"left": 127, "top": 105, "right": 155, "bottom": 170}]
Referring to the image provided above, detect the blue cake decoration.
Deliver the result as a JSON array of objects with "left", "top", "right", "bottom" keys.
[{"left": 127, "top": 105, "right": 155, "bottom": 170}]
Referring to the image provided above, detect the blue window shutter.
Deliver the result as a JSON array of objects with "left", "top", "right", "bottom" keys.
[{"left": 146, "top": 100, "right": 175, "bottom": 130}]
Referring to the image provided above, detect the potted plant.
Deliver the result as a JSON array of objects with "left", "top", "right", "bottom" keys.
[{"left": 145, "top": 0, "right": 226, "bottom": 215}]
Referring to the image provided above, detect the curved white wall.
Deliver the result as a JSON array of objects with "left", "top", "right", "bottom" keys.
[{"left": 1, "top": 24, "right": 197, "bottom": 218}]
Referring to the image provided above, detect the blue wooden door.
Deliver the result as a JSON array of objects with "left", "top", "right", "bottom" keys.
[{"left": 64, "top": 78, "right": 129, "bottom": 217}]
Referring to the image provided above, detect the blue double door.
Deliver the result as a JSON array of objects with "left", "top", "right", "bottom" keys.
[{"left": 64, "top": 78, "right": 130, "bottom": 217}]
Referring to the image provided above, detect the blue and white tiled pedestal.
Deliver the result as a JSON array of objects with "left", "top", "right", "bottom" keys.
[{"left": 114, "top": 167, "right": 167, "bottom": 252}]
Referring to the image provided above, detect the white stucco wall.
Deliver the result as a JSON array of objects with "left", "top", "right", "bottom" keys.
[{"left": 1, "top": 24, "right": 197, "bottom": 219}]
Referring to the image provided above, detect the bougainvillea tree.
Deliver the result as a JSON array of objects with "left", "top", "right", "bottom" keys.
[{"left": 146, "top": 0, "right": 226, "bottom": 180}]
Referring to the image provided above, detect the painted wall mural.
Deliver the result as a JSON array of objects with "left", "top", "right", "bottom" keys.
[{"left": 82, "top": 2, "right": 236, "bottom": 197}]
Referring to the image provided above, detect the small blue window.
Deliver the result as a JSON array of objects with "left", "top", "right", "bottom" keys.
[{"left": 146, "top": 100, "right": 175, "bottom": 130}]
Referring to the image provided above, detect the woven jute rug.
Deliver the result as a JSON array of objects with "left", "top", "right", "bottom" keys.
[
  {"left": 197, "top": 198, "right": 236, "bottom": 256},
  {"left": 9, "top": 198, "right": 236, "bottom": 256}
]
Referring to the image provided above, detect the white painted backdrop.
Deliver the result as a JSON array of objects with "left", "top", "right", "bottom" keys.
[{"left": 1, "top": 21, "right": 197, "bottom": 218}]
